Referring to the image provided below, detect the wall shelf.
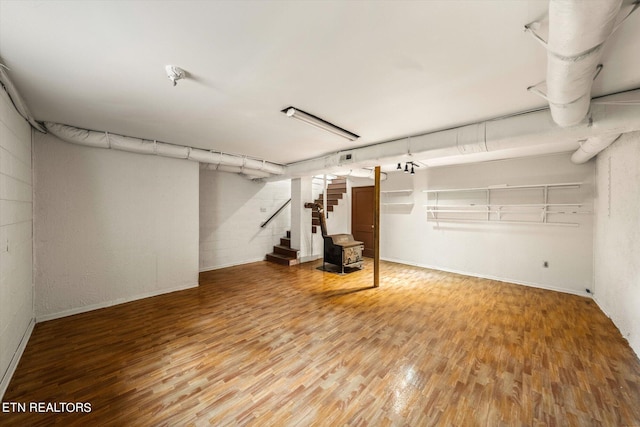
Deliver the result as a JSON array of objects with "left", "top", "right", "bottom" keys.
[
  {"left": 381, "top": 189, "right": 414, "bottom": 194},
  {"left": 424, "top": 182, "right": 590, "bottom": 226},
  {"left": 382, "top": 189, "right": 414, "bottom": 211},
  {"left": 383, "top": 202, "right": 414, "bottom": 206}
]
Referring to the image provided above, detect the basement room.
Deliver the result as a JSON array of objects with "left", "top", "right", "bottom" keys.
[{"left": 1, "top": 0, "right": 639, "bottom": 425}]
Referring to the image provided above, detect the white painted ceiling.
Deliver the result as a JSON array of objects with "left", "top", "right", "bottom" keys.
[{"left": 1, "top": 0, "right": 639, "bottom": 166}]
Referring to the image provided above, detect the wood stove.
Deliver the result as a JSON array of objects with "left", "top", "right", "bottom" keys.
[{"left": 305, "top": 203, "right": 364, "bottom": 274}]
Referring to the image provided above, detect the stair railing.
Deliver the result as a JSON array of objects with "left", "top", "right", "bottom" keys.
[{"left": 260, "top": 198, "right": 291, "bottom": 228}]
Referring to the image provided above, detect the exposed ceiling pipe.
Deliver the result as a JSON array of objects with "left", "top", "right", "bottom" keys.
[
  {"left": 200, "top": 163, "right": 272, "bottom": 179},
  {"left": 526, "top": 0, "right": 624, "bottom": 127},
  {"left": 0, "top": 61, "right": 46, "bottom": 132},
  {"left": 273, "top": 90, "right": 640, "bottom": 181},
  {"left": 44, "top": 122, "right": 285, "bottom": 179},
  {"left": 333, "top": 168, "right": 387, "bottom": 181},
  {"left": 571, "top": 134, "right": 622, "bottom": 164}
]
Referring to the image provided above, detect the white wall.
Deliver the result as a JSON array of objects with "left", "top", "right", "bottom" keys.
[
  {"left": 0, "top": 89, "right": 34, "bottom": 397},
  {"left": 381, "top": 153, "right": 595, "bottom": 295},
  {"left": 34, "top": 133, "right": 199, "bottom": 321},
  {"left": 594, "top": 131, "right": 640, "bottom": 358},
  {"left": 199, "top": 170, "right": 290, "bottom": 270},
  {"left": 290, "top": 177, "right": 311, "bottom": 261}
]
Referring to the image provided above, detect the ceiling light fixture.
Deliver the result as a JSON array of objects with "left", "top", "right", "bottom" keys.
[
  {"left": 165, "top": 65, "right": 186, "bottom": 86},
  {"left": 282, "top": 107, "right": 359, "bottom": 141},
  {"left": 399, "top": 161, "right": 420, "bottom": 175}
]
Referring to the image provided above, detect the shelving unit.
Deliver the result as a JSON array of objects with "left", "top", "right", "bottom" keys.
[
  {"left": 423, "top": 182, "right": 591, "bottom": 226},
  {"left": 381, "top": 189, "right": 414, "bottom": 206}
]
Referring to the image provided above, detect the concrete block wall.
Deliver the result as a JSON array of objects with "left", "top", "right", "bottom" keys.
[
  {"left": 0, "top": 89, "right": 34, "bottom": 397},
  {"left": 199, "top": 169, "right": 290, "bottom": 271},
  {"left": 594, "top": 131, "right": 640, "bottom": 358},
  {"left": 33, "top": 133, "right": 199, "bottom": 321}
]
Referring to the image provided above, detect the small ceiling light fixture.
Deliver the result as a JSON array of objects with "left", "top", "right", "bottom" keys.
[
  {"left": 282, "top": 106, "right": 359, "bottom": 141},
  {"left": 165, "top": 65, "right": 186, "bottom": 86},
  {"left": 400, "top": 161, "right": 420, "bottom": 175}
]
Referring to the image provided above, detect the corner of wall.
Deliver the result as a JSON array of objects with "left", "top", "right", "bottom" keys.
[
  {"left": 593, "top": 131, "right": 640, "bottom": 360},
  {"left": 0, "top": 318, "right": 35, "bottom": 400},
  {"left": 0, "top": 88, "right": 35, "bottom": 399}
]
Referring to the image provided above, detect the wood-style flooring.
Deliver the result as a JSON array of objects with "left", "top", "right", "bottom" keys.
[{"left": 2, "top": 260, "right": 640, "bottom": 426}]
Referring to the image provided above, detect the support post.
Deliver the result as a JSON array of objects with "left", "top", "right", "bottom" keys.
[{"left": 374, "top": 166, "right": 381, "bottom": 287}]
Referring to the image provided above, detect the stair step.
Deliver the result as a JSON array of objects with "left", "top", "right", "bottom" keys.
[
  {"left": 331, "top": 178, "right": 347, "bottom": 185},
  {"left": 318, "top": 194, "right": 344, "bottom": 200},
  {"left": 280, "top": 237, "right": 291, "bottom": 247},
  {"left": 274, "top": 245, "right": 298, "bottom": 257},
  {"left": 312, "top": 218, "right": 321, "bottom": 226},
  {"left": 312, "top": 226, "right": 317, "bottom": 234},
  {"left": 315, "top": 199, "right": 338, "bottom": 206},
  {"left": 328, "top": 183, "right": 347, "bottom": 191},
  {"left": 266, "top": 253, "right": 298, "bottom": 266},
  {"left": 286, "top": 230, "right": 291, "bottom": 238},
  {"left": 317, "top": 193, "right": 342, "bottom": 200}
]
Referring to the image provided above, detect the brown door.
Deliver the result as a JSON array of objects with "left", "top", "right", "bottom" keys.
[{"left": 352, "top": 186, "right": 374, "bottom": 257}]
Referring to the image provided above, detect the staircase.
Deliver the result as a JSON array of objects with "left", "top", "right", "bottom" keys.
[
  {"left": 265, "top": 231, "right": 299, "bottom": 266},
  {"left": 265, "top": 177, "right": 348, "bottom": 266},
  {"left": 312, "top": 177, "right": 347, "bottom": 234}
]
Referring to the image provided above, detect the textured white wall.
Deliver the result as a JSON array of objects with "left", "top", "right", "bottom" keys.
[
  {"left": 594, "top": 131, "right": 640, "bottom": 358},
  {"left": 0, "top": 89, "right": 34, "bottom": 397},
  {"left": 199, "top": 170, "right": 290, "bottom": 270},
  {"left": 380, "top": 153, "right": 595, "bottom": 295},
  {"left": 34, "top": 133, "right": 199, "bottom": 321}
]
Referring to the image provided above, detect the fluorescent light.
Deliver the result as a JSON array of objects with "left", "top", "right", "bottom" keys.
[{"left": 282, "top": 107, "right": 359, "bottom": 141}]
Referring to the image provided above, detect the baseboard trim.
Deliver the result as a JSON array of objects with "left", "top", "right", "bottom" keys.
[
  {"left": 1, "top": 317, "right": 35, "bottom": 400},
  {"left": 199, "top": 257, "right": 266, "bottom": 272},
  {"left": 36, "top": 282, "right": 198, "bottom": 323},
  {"left": 299, "top": 254, "right": 322, "bottom": 264},
  {"left": 592, "top": 295, "right": 639, "bottom": 361},
  {"left": 381, "top": 257, "right": 590, "bottom": 298}
]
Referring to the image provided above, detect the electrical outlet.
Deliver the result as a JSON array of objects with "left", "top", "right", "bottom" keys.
[{"left": 543, "top": 261, "right": 549, "bottom": 268}]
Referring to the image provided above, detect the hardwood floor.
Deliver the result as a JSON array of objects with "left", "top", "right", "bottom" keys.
[{"left": 2, "top": 260, "right": 640, "bottom": 426}]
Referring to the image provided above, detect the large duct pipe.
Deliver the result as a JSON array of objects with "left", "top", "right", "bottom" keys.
[
  {"left": 200, "top": 163, "right": 273, "bottom": 179},
  {"left": 333, "top": 168, "right": 387, "bottom": 181},
  {"left": 539, "top": 0, "right": 623, "bottom": 127},
  {"left": 0, "top": 62, "right": 46, "bottom": 132},
  {"left": 44, "top": 122, "right": 285, "bottom": 179},
  {"left": 571, "top": 133, "right": 622, "bottom": 164},
  {"left": 277, "top": 90, "right": 640, "bottom": 180}
]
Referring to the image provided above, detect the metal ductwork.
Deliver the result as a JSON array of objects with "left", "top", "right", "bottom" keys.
[
  {"left": 527, "top": 0, "right": 624, "bottom": 128},
  {"left": 546, "top": 0, "right": 622, "bottom": 127},
  {"left": 277, "top": 90, "right": 640, "bottom": 180},
  {"left": 524, "top": 0, "right": 639, "bottom": 163},
  {"left": 0, "top": 61, "right": 46, "bottom": 132},
  {"left": 12, "top": 0, "right": 640, "bottom": 181},
  {"left": 275, "top": 1, "right": 638, "bottom": 179},
  {"left": 44, "top": 122, "right": 285, "bottom": 180},
  {"left": 571, "top": 134, "right": 622, "bottom": 164}
]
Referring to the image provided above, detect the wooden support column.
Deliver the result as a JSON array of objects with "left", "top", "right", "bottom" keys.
[{"left": 374, "top": 166, "right": 381, "bottom": 287}]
